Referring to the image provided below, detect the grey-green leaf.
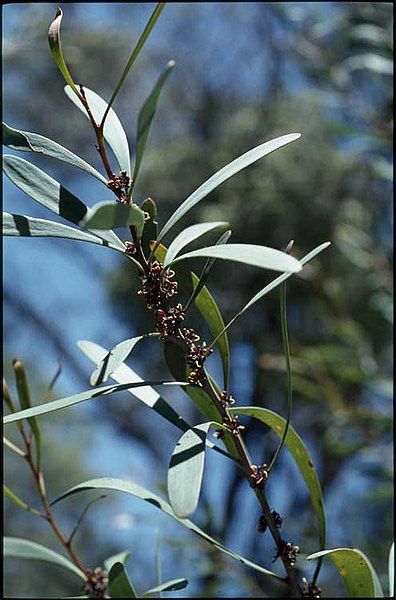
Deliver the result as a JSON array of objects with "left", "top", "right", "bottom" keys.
[
  {"left": 142, "top": 579, "right": 188, "bottom": 597},
  {"left": 108, "top": 562, "right": 139, "bottom": 598},
  {"left": 172, "top": 243, "right": 302, "bottom": 273},
  {"left": 307, "top": 548, "right": 384, "bottom": 597},
  {"left": 52, "top": 478, "right": 282, "bottom": 581},
  {"left": 3, "top": 212, "right": 123, "bottom": 251},
  {"left": 4, "top": 537, "right": 85, "bottom": 580},
  {"left": 2, "top": 155, "right": 125, "bottom": 250},
  {"left": 3, "top": 122, "right": 107, "bottom": 184},
  {"left": 48, "top": 7, "right": 80, "bottom": 98},
  {"left": 104, "top": 551, "right": 131, "bottom": 574},
  {"left": 64, "top": 85, "right": 131, "bottom": 175},
  {"left": 157, "top": 133, "right": 301, "bottom": 243},
  {"left": 389, "top": 543, "right": 394, "bottom": 598},
  {"left": 132, "top": 61, "right": 174, "bottom": 192},
  {"left": 83, "top": 201, "right": 145, "bottom": 236},
  {"left": 230, "top": 407, "right": 326, "bottom": 551},
  {"left": 3, "top": 381, "right": 187, "bottom": 425},
  {"left": 164, "top": 222, "right": 229, "bottom": 267},
  {"left": 90, "top": 335, "right": 152, "bottom": 386}
]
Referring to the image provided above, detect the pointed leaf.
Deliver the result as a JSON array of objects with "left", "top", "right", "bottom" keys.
[
  {"left": 104, "top": 551, "right": 131, "bottom": 573},
  {"left": 131, "top": 61, "right": 174, "bottom": 191},
  {"left": 3, "top": 381, "right": 187, "bottom": 425},
  {"left": 4, "top": 537, "right": 85, "bottom": 580},
  {"left": 4, "top": 485, "right": 42, "bottom": 517},
  {"left": 3, "top": 123, "right": 107, "bottom": 184},
  {"left": 48, "top": 7, "right": 80, "bottom": 98},
  {"left": 78, "top": 340, "right": 231, "bottom": 460},
  {"left": 108, "top": 562, "right": 139, "bottom": 598},
  {"left": 64, "top": 86, "right": 131, "bottom": 175},
  {"left": 13, "top": 360, "right": 41, "bottom": 469},
  {"left": 90, "top": 335, "right": 154, "bottom": 386},
  {"left": 3, "top": 155, "right": 125, "bottom": 250},
  {"left": 157, "top": 133, "right": 301, "bottom": 243},
  {"left": 52, "top": 478, "right": 282, "bottom": 581},
  {"left": 307, "top": 548, "right": 384, "bottom": 597},
  {"left": 83, "top": 201, "right": 145, "bottom": 236},
  {"left": 142, "top": 579, "right": 188, "bottom": 597},
  {"left": 164, "top": 222, "right": 229, "bottom": 267},
  {"left": 230, "top": 407, "right": 326, "bottom": 551},
  {"left": 2, "top": 212, "right": 123, "bottom": 251},
  {"left": 172, "top": 243, "right": 302, "bottom": 273}
]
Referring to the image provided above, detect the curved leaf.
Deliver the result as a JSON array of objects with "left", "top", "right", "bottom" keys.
[
  {"left": 64, "top": 86, "right": 131, "bottom": 175},
  {"left": 157, "top": 133, "right": 301, "bottom": 243},
  {"left": 131, "top": 61, "right": 174, "bottom": 193},
  {"left": 78, "top": 340, "right": 231, "bottom": 460},
  {"left": 4, "top": 537, "right": 85, "bottom": 580},
  {"left": 109, "top": 562, "right": 138, "bottom": 598},
  {"left": 307, "top": 548, "right": 383, "bottom": 597},
  {"left": 230, "top": 406, "right": 326, "bottom": 551},
  {"left": 142, "top": 578, "right": 188, "bottom": 597},
  {"left": 3, "top": 122, "right": 107, "bottom": 184},
  {"left": 4, "top": 485, "right": 42, "bottom": 517},
  {"left": 164, "top": 222, "right": 229, "bottom": 267},
  {"left": 83, "top": 201, "right": 145, "bottom": 236},
  {"left": 90, "top": 335, "right": 155, "bottom": 386},
  {"left": 3, "top": 381, "right": 187, "bottom": 425},
  {"left": 104, "top": 551, "right": 131, "bottom": 573},
  {"left": 3, "top": 212, "right": 123, "bottom": 251},
  {"left": 52, "top": 478, "right": 282, "bottom": 581},
  {"left": 48, "top": 7, "right": 80, "bottom": 98},
  {"left": 13, "top": 359, "right": 41, "bottom": 469},
  {"left": 172, "top": 243, "right": 302, "bottom": 273},
  {"left": 2, "top": 155, "right": 125, "bottom": 250}
]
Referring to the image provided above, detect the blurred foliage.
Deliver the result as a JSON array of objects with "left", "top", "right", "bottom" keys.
[{"left": 3, "top": 2, "right": 392, "bottom": 598}]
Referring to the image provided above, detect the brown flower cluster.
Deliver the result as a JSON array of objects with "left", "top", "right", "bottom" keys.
[
  {"left": 250, "top": 463, "right": 269, "bottom": 488},
  {"left": 82, "top": 568, "right": 108, "bottom": 598},
  {"left": 273, "top": 540, "right": 300, "bottom": 566},
  {"left": 222, "top": 414, "right": 245, "bottom": 436},
  {"left": 155, "top": 304, "right": 185, "bottom": 338},
  {"left": 257, "top": 509, "right": 283, "bottom": 533},
  {"left": 138, "top": 261, "right": 178, "bottom": 309},
  {"left": 302, "top": 578, "right": 322, "bottom": 598},
  {"left": 107, "top": 169, "right": 130, "bottom": 202}
]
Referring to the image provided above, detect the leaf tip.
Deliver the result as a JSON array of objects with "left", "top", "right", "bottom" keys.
[{"left": 167, "top": 60, "right": 176, "bottom": 69}]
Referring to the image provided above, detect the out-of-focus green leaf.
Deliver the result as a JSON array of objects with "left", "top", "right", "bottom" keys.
[
  {"left": 140, "top": 198, "right": 158, "bottom": 256},
  {"left": 131, "top": 61, "right": 174, "bottom": 193},
  {"left": 307, "top": 548, "right": 384, "bottom": 597},
  {"left": 2, "top": 212, "right": 123, "bottom": 252},
  {"left": 13, "top": 360, "right": 41, "bottom": 469},
  {"left": 389, "top": 543, "right": 394, "bottom": 597},
  {"left": 77, "top": 340, "right": 230, "bottom": 460},
  {"left": 230, "top": 406, "right": 326, "bottom": 551},
  {"left": 108, "top": 562, "right": 139, "bottom": 598},
  {"left": 3, "top": 381, "right": 187, "bottom": 425},
  {"left": 3, "top": 123, "right": 107, "bottom": 184},
  {"left": 164, "top": 222, "right": 229, "bottom": 267},
  {"left": 52, "top": 478, "right": 281, "bottom": 581},
  {"left": 64, "top": 86, "right": 131, "bottom": 175},
  {"left": 48, "top": 7, "right": 80, "bottom": 98},
  {"left": 3, "top": 485, "right": 42, "bottom": 517},
  {"left": 156, "top": 133, "right": 301, "bottom": 243},
  {"left": 102, "top": 2, "right": 166, "bottom": 127},
  {"left": 83, "top": 201, "right": 145, "bottom": 236},
  {"left": 155, "top": 243, "right": 230, "bottom": 389},
  {"left": 4, "top": 537, "right": 85, "bottom": 580},
  {"left": 104, "top": 551, "right": 131, "bottom": 573},
  {"left": 344, "top": 54, "right": 393, "bottom": 75},
  {"left": 2, "top": 155, "right": 125, "bottom": 250},
  {"left": 172, "top": 243, "right": 301, "bottom": 273},
  {"left": 142, "top": 579, "right": 188, "bottom": 597},
  {"left": 90, "top": 334, "right": 154, "bottom": 386}
]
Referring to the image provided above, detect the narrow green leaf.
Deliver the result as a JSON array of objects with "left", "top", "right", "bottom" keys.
[
  {"left": 108, "top": 561, "right": 139, "bottom": 598},
  {"left": 142, "top": 579, "right": 188, "bottom": 597},
  {"left": 3, "top": 155, "right": 125, "bottom": 250},
  {"left": 64, "top": 86, "right": 131, "bottom": 175},
  {"left": 4, "top": 485, "right": 42, "bottom": 517},
  {"left": 172, "top": 243, "right": 302, "bottom": 274},
  {"left": 3, "top": 212, "right": 123, "bottom": 252},
  {"left": 164, "top": 222, "right": 229, "bottom": 267},
  {"left": 90, "top": 335, "right": 155, "bottom": 386},
  {"left": 104, "top": 551, "right": 131, "bottom": 574},
  {"left": 230, "top": 406, "right": 326, "bottom": 552},
  {"left": 140, "top": 197, "right": 158, "bottom": 256},
  {"left": 3, "top": 122, "right": 107, "bottom": 185},
  {"left": 168, "top": 422, "right": 226, "bottom": 518},
  {"left": 83, "top": 201, "right": 145, "bottom": 236},
  {"left": 389, "top": 543, "right": 394, "bottom": 598},
  {"left": 48, "top": 7, "right": 81, "bottom": 98},
  {"left": 157, "top": 133, "right": 301, "bottom": 243},
  {"left": 13, "top": 360, "right": 41, "bottom": 470},
  {"left": 210, "top": 242, "right": 331, "bottom": 346},
  {"left": 78, "top": 340, "right": 231, "bottom": 460},
  {"left": 131, "top": 60, "right": 174, "bottom": 192},
  {"left": 52, "top": 478, "right": 282, "bottom": 581},
  {"left": 3, "top": 381, "right": 187, "bottom": 425},
  {"left": 307, "top": 548, "right": 384, "bottom": 597},
  {"left": 102, "top": 2, "right": 166, "bottom": 128},
  {"left": 4, "top": 537, "right": 85, "bottom": 580}
]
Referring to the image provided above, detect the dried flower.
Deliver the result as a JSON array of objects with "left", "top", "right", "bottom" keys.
[
  {"left": 302, "top": 578, "right": 322, "bottom": 598},
  {"left": 219, "top": 390, "right": 235, "bottom": 407},
  {"left": 272, "top": 540, "right": 300, "bottom": 566},
  {"left": 250, "top": 463, "right": 269, "bottom": 487},
  {"left": 222, "top": 415, "right": 245, "bottom": 436}
]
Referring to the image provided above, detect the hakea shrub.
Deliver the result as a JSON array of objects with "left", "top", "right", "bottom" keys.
[{"left": 3, "top": 3, "right": 393, "bottom": 599}]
